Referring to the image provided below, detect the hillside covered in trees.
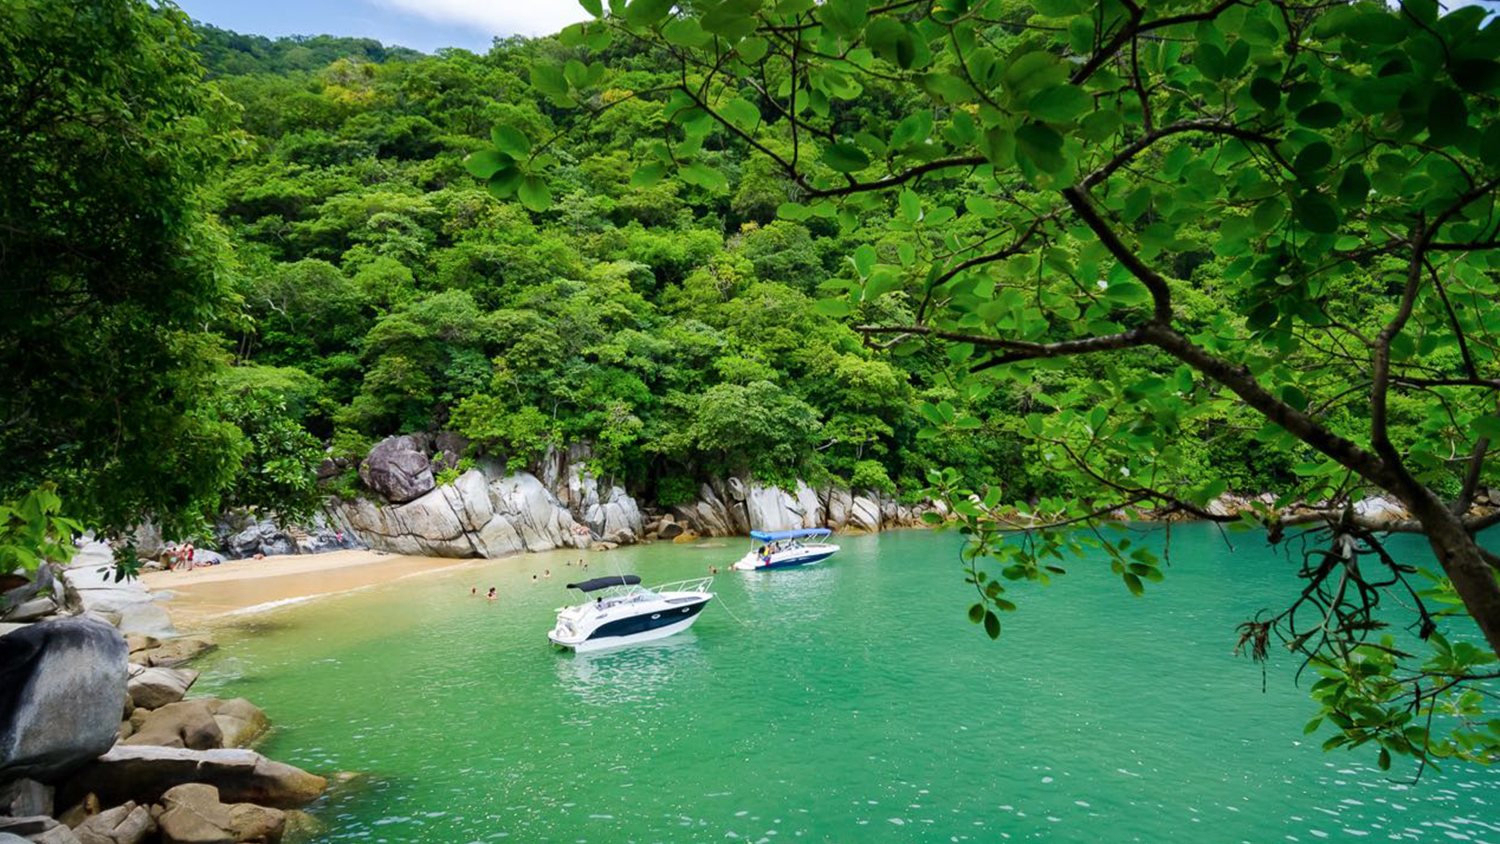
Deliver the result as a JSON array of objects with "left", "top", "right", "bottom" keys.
[{"left": 191, "top": 16, "right": 1289, "bottom": 519}]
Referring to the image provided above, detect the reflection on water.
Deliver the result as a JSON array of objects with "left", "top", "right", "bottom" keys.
[{"left": 553, "top": 635, "right": 708, "bottom": 710}]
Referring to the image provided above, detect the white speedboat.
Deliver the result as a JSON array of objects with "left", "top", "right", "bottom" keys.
[
  {"left": 731, "top": 528, "right": 840, "bottom": 571},
  {"left": 548, "top": 574, "right": 714, "bottom": 652}
]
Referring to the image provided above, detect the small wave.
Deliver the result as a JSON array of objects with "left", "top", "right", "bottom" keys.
[{"left": 224, "top": 596, "right": 318, "bottom": 615}]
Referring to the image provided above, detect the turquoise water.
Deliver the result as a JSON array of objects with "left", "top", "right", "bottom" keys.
[{"left": 192, "top": 526, "right": 1500, "bottom": 844}]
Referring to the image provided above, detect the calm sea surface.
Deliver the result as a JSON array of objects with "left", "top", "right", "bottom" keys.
[{"left": 192, "top": 525, "right": 1500, "bottom": 843}]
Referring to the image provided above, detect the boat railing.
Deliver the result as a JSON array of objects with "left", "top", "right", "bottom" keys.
[{"left": 650, "top": 576, "right": 713, "bottom": 594}]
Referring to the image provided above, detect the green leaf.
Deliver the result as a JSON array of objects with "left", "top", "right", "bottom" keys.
[
  {"left": 1294, "top": 193, "right": 1339, "bottom": 234},
  {"left": 1195, "top": 42, "right": 1225, "bottom": 81},
  {"left": 899, "top": 189, "right": 922, "bottom": 223},
  {"left": 1027, "top": 84, "right": 1091, "bottom": 122},
  {"left": 680, "top": 161, "right": 728, "bottom": 191},
  {"left": 721, "top": 97, "right": 761, "bottom": 132},
  {"left": 983, "top": 609, "right": 1001, "bottom": 640},
  {"left": 1296, "top": 102, "right": 1343, "bottom": 129},
  {"left": 1427, "top": 87, "right": 1468, "bottom": 147},
  {"left": 530, "top": 64, "right": 569, "bottom": 98},
  {"left": 738, "top": 36, "right": 769, "bottom": 62},
  {"left": 624, "top": 0, "right": 675, "bottom": 27},
  {"left": 662, "top": 17, "right": 711, "bottom": 47},
  {"left": 1453, "top": 59, "right": 1500, "bottom": 94},
  {"left": 464, "top": 149, "right": 508, "bottom": 179},
  {"left": 486, "top": 167, "right": 522, "bottom": 199},
  {"left": 852, "top": 243, "right": 877, "bottom": 277},
  {"left": 1033, "top": 0, "right": 1086, "bottom": 13},
  {"left": 1250, "top": 77, "right": 1280, "bottom": 111},
  {"left": 1336, "top": 165, "right": 1369, "bottom": 208},
  {"left": 813, "top": 298, "right": 852, "bottom": 317},
  {"left": 579, "top": 0, "right": 603, "bottom": 15},
  {"left": 1474, "top": 415, "right": 1500, "bottom": 440},
  {"left": 629, "top": 161, "right": 668, "bottom": 188},
  {"left": 968, "top": 602, "right": 985, "bottom": 623},
  {"left": 1015, "top": 122, "right": 1065, "bottom": 172},
  {"left": 1123, "top": 572, "right": 1144, "bottom": 596},
  {"left": 517, "top": 175, "right": 552, "bottom": 211},
  {"left": 821, "top": 0, "right": 866, "bottom": 38},
  {"left": 822, "top": 142, "right": 870, "bottom": 172},
  {"left": 1293, "top": 141, "right": 1333, "bottom": 176},
  {"left": 964, "top": 195, "right": 999, "bottom": 218},
  {"left": 702, "top": 0, "right": 762, "bottom": 38},
  {"left": 491, "top": 125, "right": 531, "bottom": 158}
]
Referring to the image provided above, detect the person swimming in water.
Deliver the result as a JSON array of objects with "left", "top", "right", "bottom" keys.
[
  {"left": 486, "top": 587, "right": 497, "bottom": 601},
  {"left": 544, "top": 569, "right": 551, "bottom": 578},
  {"left": 531, "top": 574, "right": 538, "bottom": 583},
  {"left": 470, "top": 587, "right": 477, "bottom": 596}
]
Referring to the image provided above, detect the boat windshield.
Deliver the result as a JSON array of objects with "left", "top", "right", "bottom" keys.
[{"left": 576, "top": 577, "right": 712, "bottom": 608}]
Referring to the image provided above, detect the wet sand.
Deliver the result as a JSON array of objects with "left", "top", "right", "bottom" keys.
[{"left": 142, "top": 550, "right": 482, "bottom": 626}]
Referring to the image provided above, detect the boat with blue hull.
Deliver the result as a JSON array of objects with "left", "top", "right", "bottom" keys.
[
  {"left": 548, "top": 574, "right": 714, "bottom": 652},
  {"left": 731, "top": 528, "right": 840, "bottom": 571}
]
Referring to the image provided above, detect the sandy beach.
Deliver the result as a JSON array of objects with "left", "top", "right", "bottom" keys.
[{"left": 142, "top": 549, "right": 483, "bottom": 626}]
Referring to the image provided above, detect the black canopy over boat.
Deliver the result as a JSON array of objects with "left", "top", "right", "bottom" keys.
[{"left": 565, "top": 574, "right": 641, "bottom": 592}]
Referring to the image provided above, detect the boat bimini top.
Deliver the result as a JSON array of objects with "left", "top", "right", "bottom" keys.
[
  {"left": 748, "top": 528, "right": 833, "bottom": 542},
  {"left": 565, "top": 575, "right": 641, "bottom": 592}
]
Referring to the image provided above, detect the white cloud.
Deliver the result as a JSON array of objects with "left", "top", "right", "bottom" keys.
[{"left": 372, "top": 0, "right": 592, "bottom": 38}]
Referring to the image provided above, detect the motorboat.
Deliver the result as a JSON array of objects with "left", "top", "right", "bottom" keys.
[
  {"left": 731, "top": 528, "right": 840, "bottom": 571},
  {"left": 547, "top": 574, "right": 714, "bottom": 652}
]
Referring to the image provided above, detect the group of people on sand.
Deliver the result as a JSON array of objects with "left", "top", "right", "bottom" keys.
[{"left": 163, "top": 542, "right": 204, "bottom": 571}]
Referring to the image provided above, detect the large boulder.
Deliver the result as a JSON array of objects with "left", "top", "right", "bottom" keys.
[
  {"left": 208, "top": 699, "right": 269, "bottom": 749},
  {"left": 157, "top": 784, "right": 233, "bottom": 844},
  {"left": 745, "top": 481, "right": 824, "bottom": 532},
  {"left": 127, "top": 666, "right": 198, "bottom": 711},
  {"left": 121, "top": 701, "right": 223, "bottom": 750},
  {"left": 0, "top": 617, "right": 128, "bottom": 783},
  {"left": 848, "top": 494, "right": 881, "bottom": 533},
  {"left": 0, "top": 779, "right": 52, "bottom": 817},
  {"left": 358, "top": 435, "right": 435, "bottom": 504},
  {"left": 63, "top": 747, "right": 325, "bottom": 809},
  {"left": 73, "top": 801, "right": 152, "bottom": 844}
]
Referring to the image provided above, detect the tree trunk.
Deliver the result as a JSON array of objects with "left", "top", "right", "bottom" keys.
[{"left": 1408, "top": 490, "right": 1500, "bottom": 658}]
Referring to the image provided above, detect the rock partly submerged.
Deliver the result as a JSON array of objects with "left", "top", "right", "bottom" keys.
[{"left": 63, "top": 747, "right": 325, "bottom": 810}]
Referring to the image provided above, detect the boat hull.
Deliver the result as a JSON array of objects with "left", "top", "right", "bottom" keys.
[
  {"left": 731, "top": 544, "right": 840, "bottom": 571},
  {"left": 549, "top": 597, "right": 711, "bottom": 652}
]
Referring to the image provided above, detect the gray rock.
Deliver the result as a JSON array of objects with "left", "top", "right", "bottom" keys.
[
  {"left": 849, "top": 494, "right": 881, "bottom": 533},
  {"left": 0, "top": 817, "right": 78, "bottom": 844},
  {"left": 2, "top": 597, "right": 57, "bottom": 624},
  {"left": 73, "top": 801, "right": 151, "bottom": 844},
  {"left": 0, "top": 833, "right": 28, "bottom": 844},
  {"left": 126, "top": 666, "right": 198, "bottom": 710},
  {"left": 745, "top": 481, "right": 824, "bottom": 532},
  {"left": 359, "top": 435, "right": 435, "bottom": 503},
  {"left": 0, "top": 617, "right": 128, "bottom": 783},
  {"left": 140, "top": 636, "right": 216, "bottom": 669},
  {"left": 0, "top": 779, "right": 52, "bottom": 817},
  {"left": 63, "top": 746, "right": 325, "bottom": 810},
  {"left": 114, "top": 602, "right": 175, "bottom": 639}
]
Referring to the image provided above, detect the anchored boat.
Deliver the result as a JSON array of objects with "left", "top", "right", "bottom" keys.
[
  {"left": 731, "top": 528, "right": 840, "bottom": 571},
  {"left": 548, "top": 574, "right": 714, "bottom": 652}
]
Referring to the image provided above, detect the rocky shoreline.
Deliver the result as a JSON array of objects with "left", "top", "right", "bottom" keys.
[
  {"left": 1, "top": 543, "right": 329, "bottom": 844},
  {"left": 230, "top": 438, "right": 948, "bottom": 562}
]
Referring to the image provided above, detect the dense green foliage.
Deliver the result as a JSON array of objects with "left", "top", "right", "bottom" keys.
[{"left": 203, "top": 21, "right": 1057, "bottom": 498}]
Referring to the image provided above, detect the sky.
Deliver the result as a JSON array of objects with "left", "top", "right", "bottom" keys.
[{"left": 174, "top": 0, "right": 593, "bottom": 53}]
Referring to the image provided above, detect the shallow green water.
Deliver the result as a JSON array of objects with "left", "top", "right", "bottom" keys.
[{"left": 192, "top": 526, "right": 1500, "bottom": 844}]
